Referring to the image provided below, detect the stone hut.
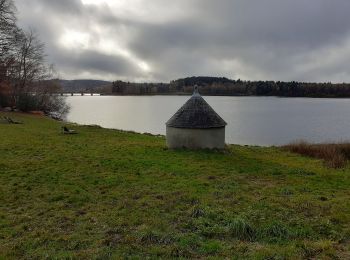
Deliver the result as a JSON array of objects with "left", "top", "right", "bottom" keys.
[{"left": 166, "top": 86, "right": 227, "bottom": 149}]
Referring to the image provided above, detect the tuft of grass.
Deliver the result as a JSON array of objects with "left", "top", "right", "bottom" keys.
[
  {"left": 260, "top": 221, "right": 290, "bottom": 242},
  {"left": 297, "top": 240, "right": 336, "bottom": 259},
  {"left": 190, "top": 206, "right": 206, "bottom": 218},
  {"left": 226, "top": 217, "right": 256, "bottom": 241},
  {"left": 138, "top": 230, "right": 175, "bottom": 245},
  {"left": 283, "top": 141, "right": 350, "bottom": 168},
  {"left": 200, "top": 240, "right": 222, "bottom": 255}
]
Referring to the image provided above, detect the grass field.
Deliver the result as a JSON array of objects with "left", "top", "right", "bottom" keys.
[{"left": 1, "top": 112, "right": 350, "bottom": 259}]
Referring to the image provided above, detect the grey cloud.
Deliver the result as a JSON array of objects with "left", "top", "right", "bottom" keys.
[
  {"left": 14, "top": 0, "right": 350, "bottom": 82},
  {"left": 54, "top": 49, "right": 140, "bottom": 76}
]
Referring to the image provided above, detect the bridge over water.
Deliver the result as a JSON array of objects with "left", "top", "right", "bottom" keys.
[{"left": 58, "top": 93, "right": 101, "bottom": 96}]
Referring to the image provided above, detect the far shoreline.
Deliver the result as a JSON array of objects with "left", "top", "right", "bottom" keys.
[{"left": 90, "top": 94, "right": 350, "bottom": 99}]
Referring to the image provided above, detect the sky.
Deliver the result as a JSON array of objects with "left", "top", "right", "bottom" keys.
[{"left": 14, "top": 0, "right": 350, "bottom": 83}]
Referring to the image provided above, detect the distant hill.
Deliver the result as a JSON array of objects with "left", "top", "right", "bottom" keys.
[
  {"left": 171, "top": 76, "right": 235, "bottom": 86},
  {"left": 59, "top": 80, "right": 112, "bottom": 92}
]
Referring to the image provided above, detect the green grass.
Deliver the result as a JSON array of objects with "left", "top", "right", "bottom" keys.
[{"left": 1, "top": 112, "right": 350, "bottom": 259}]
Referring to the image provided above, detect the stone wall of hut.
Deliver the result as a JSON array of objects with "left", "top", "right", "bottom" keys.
[{"left": 166, "top": 126, "right": 225, "bottom": 149}]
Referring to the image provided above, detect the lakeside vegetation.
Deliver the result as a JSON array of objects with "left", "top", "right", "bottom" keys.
[
  {"left": 1, "top": 112, "right": 350, "bottom": 259},
  {"left": 284, "top": 141, "right": 350, "bottom": 169}
]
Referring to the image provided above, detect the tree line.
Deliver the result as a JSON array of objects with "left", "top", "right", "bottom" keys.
[
  {"left": 111, "top": 77, "right": 350, "bottom": 98},
  {"left": 0, "top": 0, "right": 68, "bottom": 117}
]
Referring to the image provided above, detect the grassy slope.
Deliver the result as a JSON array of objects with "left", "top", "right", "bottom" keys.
[{"left": 0, "top": 113, "right": 350, "bottom": 259}]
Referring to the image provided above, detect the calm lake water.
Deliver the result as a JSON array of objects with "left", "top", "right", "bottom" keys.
[{"left": 66, "top": 95, "right": 350, "bottom": 146}]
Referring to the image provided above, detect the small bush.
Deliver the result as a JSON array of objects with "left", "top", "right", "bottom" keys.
[
  {"left": 283, "top": 141, "right": 350, "bottom": 168},
  {"left": 0, "top": 93, "right": 10, "bottom": 108},
  {"left": 16, "top": 94, "right": 70, "bottom": 119},
  {"left": 17, "top": 94, "right": 40, "bottom": 112}
]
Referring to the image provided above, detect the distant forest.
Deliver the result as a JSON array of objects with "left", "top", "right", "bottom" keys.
[{"left": 108, "top": 77, "right": 350, "bottom": 98}]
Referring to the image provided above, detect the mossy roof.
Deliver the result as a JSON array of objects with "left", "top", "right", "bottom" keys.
[{"left": 166, "top": 88, "right": 227, "bottom": 129}]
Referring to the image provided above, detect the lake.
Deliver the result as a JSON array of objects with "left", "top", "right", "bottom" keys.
[{"left": 66, "top": 95, "right": 350, "bottom": 146}]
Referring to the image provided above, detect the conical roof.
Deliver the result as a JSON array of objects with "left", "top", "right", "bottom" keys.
[{"left": 166, "top": 86, "right": 227, "bottom": 129}]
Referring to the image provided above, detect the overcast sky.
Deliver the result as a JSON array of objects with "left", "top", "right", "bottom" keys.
[{"left": 14, "top": 0, "right": 350, "bottom": 83}]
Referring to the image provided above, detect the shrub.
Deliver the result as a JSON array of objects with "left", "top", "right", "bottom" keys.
[
  {"left": 16, "top": 93, "right": 70, "bottom": 119},
  {"left": 0, "top": 93, "right": 10, "bottom": 108},
  {"left": 17, "top": 94, "right": 40, "bottom": 112}
]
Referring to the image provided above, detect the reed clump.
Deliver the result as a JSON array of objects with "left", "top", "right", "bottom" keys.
[{"left": 283, "top": 141, "right": 350, "bottom": 168}]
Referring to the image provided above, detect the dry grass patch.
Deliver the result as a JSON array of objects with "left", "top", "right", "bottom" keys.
[{"left": 283, "top": 141, "right": 350, "bottom": 168}]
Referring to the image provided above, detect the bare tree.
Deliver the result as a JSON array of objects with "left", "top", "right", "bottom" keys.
[
  {"left": 1, "top": 1, "right": 49, "bottom": 100},
  {"left": 4, "top": 29, "right": 55, "bottom": 104},
  {"left": 0, "top": 0, "right": 17, "bottom": 106},
  {"left": 0, "top": 0, "right": 17, "bottom": 42},
  {"left": 0, "top": 0, "right": 23, "bottom": 84},
  {"left": 0, "top": 0, "right": 69, "bottom": 116},
  {"left": 11, "top": 30, "right": 47, "bottom": 91}
]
